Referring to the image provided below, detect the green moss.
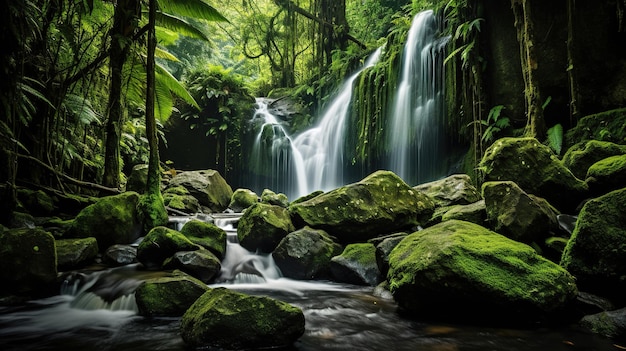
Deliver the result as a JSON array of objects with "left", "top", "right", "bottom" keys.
[
  {"left": 587, "top": 154, "right": 626, "bottom": 178},
  {"left": 135, "top": 274, "right": 208, "bottom": 317},
  {"left": 564, "top": 108, "right": 626, "bottom": 148},
  {"left": 237, "top": 202, "right": 295, "bottom": 253},
  {"left": 164, "top": 186, "right": 190, "bottom": 196},
  {"left": 562, "top": 140, "right": 626, "bottom": 179},
  {"left": 138, "top": 193, "right": 168, "bottom": 233},
  {"left": 137, "top": 226, "right": 201, "bottom": 270},
  {"left": 180, "top": 220, "right": 226, "bottom": 258},
  {"left": 340, "top": 243, "right": 377, "bottom": 267}
]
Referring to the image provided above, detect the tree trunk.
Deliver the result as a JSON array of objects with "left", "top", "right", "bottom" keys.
[
  {"left": 566, "top": 0, "right": 580, "bottom": 125},
  {"left": 103, "top": 0, "right": 139, "bottom": 189},
  {"left": 511, "top": 0, "right": 545, "bottom": 138},
  {"left": 146, "top": 0, "right": 160, "bottom": 196}
]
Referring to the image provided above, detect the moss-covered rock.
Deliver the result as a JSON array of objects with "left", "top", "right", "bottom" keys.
[
  {"left": 136, "top": 226, "right": 201, "bottom": 270},
  {"left": 16, "top": 189, "right": 55, "bottom": 216},
  {"left": 480, "top": 137, "right": 588, "bottom": 212},
  {"left": 586, "top": 154, "right": 626, "bottom": 195},
  {"left": 560, "top": 188, "right": 626, "bottom": 300},
  {"left": 167, "top": 170, "right": 233, "bottom": 213},
  {"left": 56, "top": 237, "right": 98, "bottom": 270},
  {"left": 135, "top": 272, "right": 209, "bottom": 317},
  {"left": 66, "top": 192, "right": 142, "bottom": 251},
  {"left": 126, "top": 164, "right": 149, "bottom": 193},
  {"left": 180, "top": 220, "right": 226, "bottom": 259},
  {"left": 137, "top": 193, "right": 169, "bottom": 233},
  {"left": 162, "top": 249, "right": 221, "bottom": 283},
  {"left": 440, "top": 200, "right": 486, "bottom": 225},
  {"left": 260, "top": 189, "right": 289, "bottom": 207},
  {"left": 237, "top": 202, "right": 295, "bottom": 253},
  {"left": 289, "top": 170, "right": 435, "bottom": 244},
  {"left": 273, "top": 226, "right": 342, "bottom": 280},
  {"left": 564, "top": 108, "right": 626, "bottom": 148},
  {"left": 482, "top": 181, "right": 559, "bottom": 245},
  {"left": 180, "top": 288, "right": 305, "bottom": 349},
  {"left": 103, "top": 244, "right": 137, "bottom": 266},
  {"left": 413, "top": 174, "right": 481, "bottom": 207},
  {"left": 163, "top": 186, "right": 200, "bottom": 214},
  {"left": 0, "top": 228, "right": 57, "bottom": 297},
  {"left": 372, "top": 233, "right": 407, "bottom": 277},
  {"left": 330, "top": 243, "right": 381, "bottom": 286},
  {"left": 562, "top": 140, "right": 626, "bottom": 179},
  {"left": 387, "top": 220, "right": 578, "bottom": 322},
  {"left": 228, "top": 188, "right": 259, "bottom": 212},
  {"left": 580, "top": 307, "right": 626, "bottom": 341}
]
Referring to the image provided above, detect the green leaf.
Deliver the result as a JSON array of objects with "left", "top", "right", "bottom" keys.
[
  {"left": 155, "top": 63, "right": 200, "bottom": 110},
  {"left": 158, "top": 0, "right": 228, "bottom": 23},
  {"left": 542, "top": 96, "right": 552, "bottom": 110},
  {"left": 547, "top": 123, "right": 563, "bottom": 155},
  {"left": 154, "top": 12, "right": 209, "bottom": 41},
  {"left": 155, "top": 47, "right": 180, "bottom": 62}
]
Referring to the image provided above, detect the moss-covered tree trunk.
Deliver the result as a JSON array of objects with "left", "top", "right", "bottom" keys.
[
  {"left": 566, "top": 0, "right": 580, "bottom": 124},
  {"left": 511, "top": 0, "right": 545, "bottom": 138}
]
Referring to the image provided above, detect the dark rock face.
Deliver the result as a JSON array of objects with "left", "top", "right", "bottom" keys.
[
  {"left": 162, "top": 249, "right": 221, "bottom": 283},
  {"left": 580, "top": 307, "right": 626, "bottom": 341},
  {"left": 104, "top": 244, "right": 137, "bottom": 266},
  {"left": 180, "top": 288, "right": 305, "bottom": 349},
  {"left": 387, "top": 220, "right": 578, "bottom": 323},
  {"left": 273, "top": 226, "right": 342, "bottom": 280},
  {"left": 289, "top": 170, "right": 435, "bottom": 244}
]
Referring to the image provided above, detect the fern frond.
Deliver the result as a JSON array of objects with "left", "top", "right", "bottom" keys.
[
  {"left": 155, "top": 63, "right": 199, "bottom": 109},
  {"left": 155, "top": 11, "right": 209, "bottom": 41},
  {"left": 547, "top": 124, "right": 563, "bottom": 156},
  {"left": 158, "top": 0, "right": 228, "bottom": 23}
]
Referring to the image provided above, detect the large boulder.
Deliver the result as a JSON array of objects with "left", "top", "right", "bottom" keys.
[
  {"left": 560, "top": 188, "right": 626, "bottom": 301},
  {"left": 103, "top": 244, "right": 137, "bottom": 266},
  {"left": 261, "top": 189, "right": 289, "bottom": 207},
  {"left": 162, "top": 249, "right": 221, "bottom": 283},
  {"left": 564, "top": 108, "right": 626, "bottom": 148},
  {"left": 126, "top": 164, "right": 149, "bottom": 193},
  {"left": 482, "top": 181, "right": 559, "bottom": 245},
  {"left": 480, "top": 137, "right": 588, "bottom": 212},
  {"left": 585, "top": 155, "right": 626, "bottom": 196},
  {"left": 56, "top": 237, "right": 99, "bottom": 270},
  {"left": 330, "top": 243, "right": 381, "bottom": 286},
  {"left": 413, "top": 174, "right": 481, "bottom": 207},
  {"left": 228, "top": 188, "right": 259, "bottom": 212},
  {"left": 67, "top": 192, "right": 142, "bottom": 250},
  {"left": 562, "top": 140, "right": 626, "bottom": 179},
  {"left": 167, "top": 170, "right": 233, "bottom": 212},
  {"left": 440, "top": 200, "right": 486, "bottom": 225},
  {"left": 135, "top": 272, "right": 209, "bottom": 317},
  {"left": 180, "top": 288, "right": 305, "bottom": 349},
  {"left": 180, "top": 220, "right": 227, "bottom": 259},
  {"left": 237, "top": 203, "right": 295, "bottom": 253},
  {"left": 137, "top": 193, "right": 169, "bottom": 233},
  {"left": 580, "top": 307, "right": 626, "bottom": 341},
  {"left": 289, "top": 170, "right": 435, "bottom": 244},
  {"left": 387, "top": 220, "right": 578, "bottom": 322},
  {"left": 0, "top": 228, "right": 57, "bottom": 297},
  {"left": 163, "top": 186, "right": 200, "bottom": 214},
  {"left": 137, "top": 226, "right": 201, "bottom": 270},
  {"left": 273, "top": 226, "right": 342, "bottom": 280}
]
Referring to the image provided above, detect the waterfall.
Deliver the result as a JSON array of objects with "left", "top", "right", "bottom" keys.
[{"left": 386, "top": 10, "right": 449, "bottom": 185}]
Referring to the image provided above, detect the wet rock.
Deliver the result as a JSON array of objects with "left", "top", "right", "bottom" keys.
[
  {"left": 480, "top": 137, "right": 588, "bottom": 212},
  {"left": 137, "top": 226, "right": 201, "bottom": 270},
  {"left": 387, "top": 220, "right": 578, "bottom": 323},
  {"left": 162, "top": 249, "right": 221, "bottom": 283},
  {"left": 228, "top": 188, "right": 259, "bottom": 212},
  {"left": 482, "top": 181, "right": 559, "bottom": 245},
  {"left": 137, "top": 193, "right": 169, "bottom": 233},
  {"left": 560, "top": 187, "right": 626, "bottom": 301},
  {"left": 273, "top": 226, "right": 342, "bottom": 280},
  {"left": 167, "top": 170, "right": 233, "bottom": 212},
  {"left": 413, "top": 174, "right": 481, "bottom": 207},
  {"left": 181, "top": 288, "right": 305, "bottom": 349},
  {"left": 56, "top": 237, "right": 99, "bottom": 270},
  {"left": 580, "top": 307, "right": 626, "bottom": 341},
  {"left": 289, "top": 170, "right": 435, "bottom": 244},
  {"left": 585, "top": 154, "right": 626, "bottom": 196},
  {"left": 562, "top": 140, "right": 626, "bottom": 179},
  {"left": 373, "top": 233, "right": 407, "bottom": 277},
  {"left": 238, "top": 203, "right": 294, "bottom": 253},
  {"left": 440, "top": 200, "right": 486, "bottom": 225},
  {"left": 330, "top": 243, "right": 381, "bottom": 286},
  {"left": 163, "top": 186, "right": 200, "bottom": 214},
  {"left": 0, "top": 228, "right": 57, "bottom": 297},
  {"left": 180, "top": 220, "right": 226, "bottom": 259},
  {"left": 564, "top": 108, "right": 626, "bottom": 148},
  {"left": 261, "top": 189, "right": 289, "bottom": 207},
  {"left": 104, "top": 244, "right": 137, "bottom": 266},
  {"left": 135, "top": 272, "right": 209, "bottom": 317},
  {"left": 126, "top": 164, "right": 148, "bottom": 193},
  {"left": 66, "top": 192, "right": 142, "bottom": 250}
]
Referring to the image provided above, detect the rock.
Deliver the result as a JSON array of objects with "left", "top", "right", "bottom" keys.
[
  {"left": 564, "top": 108, "right": 626, "bottom": 148},
  {"left": 67, "top": 192, "right": 142, "bottom": 251},
  {"left": 261, "top": 189, "right": 289, "bottom": 207},
  {"left": 16, "top": 189, "right": 55, "bottom": 216},
  {"left": 136, "top": 226, "right": 201, "bottom": 270},
  {"left": 0, "top": 228, "right": 57, "bottom": 297},
  {"left": 480, "top": 137, "right": 588, "bottom": 212},
  {"left": 289, "top": 170, "right": 435, "bottom": 244},
  {"left": 413, "top": 174, "right": 481, "bottom": 207},
  {"left": 273, "top": 226, "right": 342, "bottom": 279},
  {"left": 440, "top": 200, "right": 486, "bottom": 225},
  {"left": 387, "top": 220, "right": 578, "bottom": 323},
  {"left": 562, "top": 140, "right": 626, "bottom": 179},
  {"left": 180, "top": 220, "right": 226, "bottom": 259},
  {"left": 103, "top": 244, "right": 137, "bottom": 266},
  {"left": 291, "top": 190, "right": 324, "bottom": 205},
  {"left": 162, "top": 249, "right": 221, "bottom": 283},
  {"left": 167, "top": 170, "right": 233, "bottom": 212},
  {"left": 560, "top": 187, "right": 626, "bottom": 301},
  {"left": 137, "top": 193, "right": 169, "bottom": 233},
  {"left": 163, "top": 186, "right": 200, "bottom": 214},
  {"left": 330, "top": 243, "right": 381, "bottom": 286},
  {"left": 373, "top": 233, "right": 408, "bottom": 277},
  {"left": 135, "top": 272, "right": 209, "bottom": 317},
  {"left": 237, "top": 203, "right": 295, "bottom": 253},
  {"left": 482, "top": 181, "right": 559, "bottom": 245},
  {"left": 180, "top": 288, "right": 305, "bottom": 349},
  {"left": 56, "top": 237, "right": 99, "bottom": 270},
  {"left": 580, "top": 307, "right": 626, "bottom": 341},
  {"left": 586, "top": 154, "right": 626, "bottom": 195},
  {"left": 228, "top": 188, "right": 259, "bottom": 212},
  {"left": 126, "top": 164, "right": 149, "bottom": 193}
]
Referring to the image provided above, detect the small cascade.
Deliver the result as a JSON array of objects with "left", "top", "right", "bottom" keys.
[{"left": 386, "top": 10, "right": 450, "bottom": 185}]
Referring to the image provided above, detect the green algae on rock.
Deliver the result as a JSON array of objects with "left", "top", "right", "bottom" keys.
[
  {"left": 180, "top": 219, "right": 227, "bottom": 259},
  {"left": 330, "top": 242, "right": 381, "bottom": 286},
  {"left": 387, "top": 220, "right": 577, "bottom": 323},
  {"left": 237, "top": 202, "right": 295, "bottom": 253},
  {"left": 137, "top": 226, "right": 201, "bottom": 270},
  {"left": 135, "top": 273, "right": 209, "bottom": 317}
]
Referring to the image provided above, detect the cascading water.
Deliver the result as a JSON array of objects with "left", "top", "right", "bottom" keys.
[{"left": 386, "top": 10, "right": 450, "bottom": 185}]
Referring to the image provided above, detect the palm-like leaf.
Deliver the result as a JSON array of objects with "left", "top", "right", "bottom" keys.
[
  {"left": 155, "top": 12, "right": 209, "bottom": 41},
  {"left": 158, "top": 0, "right": 228, "bottom": 23}
]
